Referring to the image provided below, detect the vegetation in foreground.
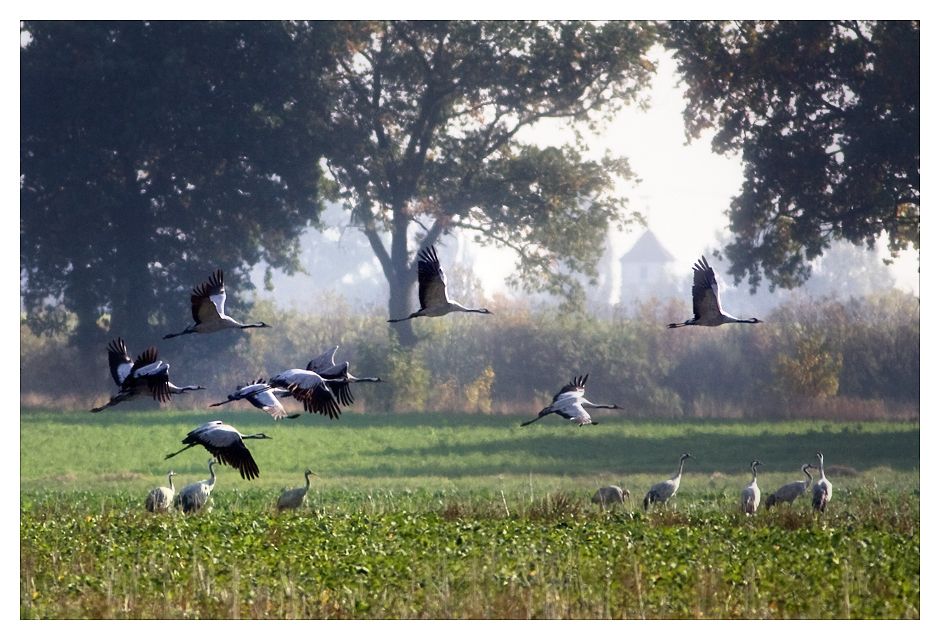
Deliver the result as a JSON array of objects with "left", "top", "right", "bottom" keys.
[
  {"left": 21, "top": 479, "right": 919, "bottom": 620},
  {"left": 20, "top": 412, "right": 919, "bottom": 619}
]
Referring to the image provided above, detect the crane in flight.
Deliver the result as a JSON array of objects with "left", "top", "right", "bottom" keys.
[
  {"left": 667, "top": 256, "right": 762, "bottom": 328},
  {"left": 520, "top": 374, "right": 624, "bottom": 427},
  {"left": 164, "top": 270, "right": 270, "bottom": 339},
  {"left": 388, "top": 245, "right": 492, "bottom": 322}
]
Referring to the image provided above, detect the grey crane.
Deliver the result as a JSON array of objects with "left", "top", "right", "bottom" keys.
[
  {"left": 305, "top": 346, "right": 384, "bottom": 407},
  {"left": 91, "top": 338, "right": 203, "bottom": 412},
  {"left": 741, "top": 460, "right": 763, "bottom": 515},
  {"left": 164, "top": 420, "right": 271, "bottom": 481},
  {"left": 765, "top": 463, "right": 815, "bottom": 509},
  {"left": 145, "top": 471, "right": 178, "bottom": 513},
  {"left": 388, "top": 244, "right": 492, "bottom": 322},
  {"left": 591, "top": 485, "right": 629, "bottom": 510},
  {"left": 164, "top": 270, "right": 270, "bottom": 339},
  {"left": 174, "top": 458, "right": 217, "bottom": 515},
  {"left": 520, "top": 374, "right": 624, "bottom": 427},
  {"left": 812, "top": 451, "right": 833, "bottom": 512},
  {"left": 276, "top": 469, "right": 316, "bottom": 511},
  {"left": 210, "top": 379, "right": 300, "bottom": 420},
  {"left": 643, "top": 453, "right": 694, "bottom": 511},
  {"left": 269, "top": 368, "right": 344, "bottom": 418},
  {"left": 667, "top": 256, "right": 762, "bottom": 328}
]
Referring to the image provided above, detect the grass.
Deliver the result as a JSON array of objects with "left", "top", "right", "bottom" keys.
[{"left": 20, "top": 410, "right": 920, "bottom": 619}]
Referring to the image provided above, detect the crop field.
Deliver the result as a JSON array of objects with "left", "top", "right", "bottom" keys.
[{"left": 20, "top": 409, "right": 920, "bottom": 619}]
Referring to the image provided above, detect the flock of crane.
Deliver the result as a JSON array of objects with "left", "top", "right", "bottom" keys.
[{"left": 87, "top": 247, "right": 833, "bottom": 517}]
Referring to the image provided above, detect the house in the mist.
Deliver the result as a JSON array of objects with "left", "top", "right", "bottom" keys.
[{"left": 619, "top": 229, "right": 676, "bottom": 304}]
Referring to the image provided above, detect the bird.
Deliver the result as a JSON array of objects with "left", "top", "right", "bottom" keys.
[
  {"left": 90, "top": 338, "right": 203, "bottom": 412},
  {"left": 269, "top": 368, "right": 343, "bottom": 418},
  {"left": 591, "top": 485, "right": 628, "bottom": 510},
  {"left": 210, "top": 379, "right": 300, "bottom": 420},
  {"left": 164, "top": 269, "right": 270, "bottom": 339},
  {"left": 276, "top": 469, "right": 316, "bottom": 511},
  {"left": 765, "top": 463, "right": 815, "bottom": 509},
  {"left": 388, "top": 244, "right": 492, "bottom": 322},
  {"left": 812, "top": 451, "right": 833, "bottom": 512},
  {"left": 741, "top": 460, "right": 763, "bottom": 515},
  {"left": 667, "top": 256, "right": 763, "bottom": 328},
  {"left": 145, "top": 471, "right": 179, "bottom": 513},
  {"left": 520, "top": 374, "right": 624, "bottom": 427},
  {"left": 643, "top": 453, "right": 694, "bottom": 511},
  {"left": 174, "top": 458, "right": 217, "bottom": 515},
  {"left": 307, "top": 345, "right": 384, "bottom": 384},
  {"left": 164, "top": 421, "right": 272, "bottom": 481}
]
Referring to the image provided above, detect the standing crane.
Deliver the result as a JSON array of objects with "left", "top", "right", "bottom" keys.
[
  {"left": 269, "top": 368, "right": 344, "bottom": 418},
  {"left": 276, "top": 469, "right": 316, "bottom": 511},
  {"left": 765, "top": 463, "right": 815, "bottom": 509},
  {"left": 643, "top": 453, "right": 694, "bottom": 511},
  {"left": 812, "top": 451, "right": 833, "bottom": 512},
  {"left": 174, "top": 458, "right": 217, "bottom": 515},
  {"left": 591, "top": 485, "right": 629, "bottom": 511},
  {"left": 164, "top": 421, "right": 271, "bottom": 480},
  {"left": 388, "top": 244, "right": 492, "bottom": 322},
  {"left": 90, "top": 338, "right": 203, "bottom": 412},
  {"left": 741, "top": 460, "right": 763, "bottom": 515},
  {"left": 210, "top": 379, "right": 300, "bottom": 420},
  {"left": 145, "top": 471, "right": 178, "bottom": 513},
  {"left": 520, "top": 374, "right": 624, "bottom": 427},
  {"left": 667, "top": 256, "right": 763, "bottom": 328},
  {"left": 164, "top": 270, "right": 270, "bottom": 339}
]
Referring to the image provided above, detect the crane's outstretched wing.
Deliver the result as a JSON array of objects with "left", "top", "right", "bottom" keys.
[
  {"left": 416, "top": 245, "right": 449, "bottom": 310},
  {"left": 106, "top": 338, "right": 134, "bottom": 387},
  {"left": 128, "top": 347, "right": 170, "bottom": 402},
  {"left": 190, "top": 270, "right": 226, "bottom": 322},
  {"left": 183, "top": 424, "right": 261, "bottom": 481},
  {"left": 306, "top": 346, "right": 339, "bottom": 373},
  {"left": 690, "top": 257, "right": 723, "bottom": 322},
  {"left": 552, "top": 374, "right": 588, "bottom": 403}
]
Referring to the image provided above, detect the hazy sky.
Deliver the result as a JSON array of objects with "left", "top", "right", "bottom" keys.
[{"left": 463, "top": 45, "right": 920, "bottom": 300}]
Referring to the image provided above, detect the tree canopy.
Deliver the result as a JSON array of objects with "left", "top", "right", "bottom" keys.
[
  {"left": 665, "top": 20, "right": 919, "bottom": 291},
  {"left": 321, "top": 21, "right": 658, "bottom": 343},
  {"left": 20, "top": 21, "right": 340, "bottom": 352}
]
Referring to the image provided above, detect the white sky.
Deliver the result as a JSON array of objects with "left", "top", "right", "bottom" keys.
[{"left": 465, "top": 46, "right": 920, "bottom": 299}]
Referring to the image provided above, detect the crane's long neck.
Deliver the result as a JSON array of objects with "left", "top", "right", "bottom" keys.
[
  {"left": 208, "top": 463, "right": 216, "bottom": 486},
  {"left": 305, "top": 473, "right": 312, "bottom": 490},
  {"left": 675, "top": 457, "right": 687, "bottom": 479},
  {"left": 817, "top": 455, "right": 826, "bottom": 480},
  {"left": 751, "top": 465, "right": 759, "bottom": 482},
  {"left": 168, "top": 474, "right": 175, "bottom": 491},
  {"left": 245, "top": 433, "right": 266, "bottom": 440},
  {"left": 803, "top": 466, "right": 813, "bottom": 483}
]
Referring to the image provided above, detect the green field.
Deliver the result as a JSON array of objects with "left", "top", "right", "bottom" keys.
[{"left": 20, "top": 409, "right": 920, "bottom": 619}]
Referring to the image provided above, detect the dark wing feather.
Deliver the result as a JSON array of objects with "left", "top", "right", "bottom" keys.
[
  {"left": 289, "top": 383, "right": 342, "bottom": 419},
  {"left": 190, "top": 270, "right": 226, "bottom": 322},
  {"left": 325, "top": 378, "right": 355, "bottom": 406},
  {"left": 416, "top": 245, "right": 448, "bottom": 309},
  {"left": 106, "top": 338, "right": 133, "bottom": 386},
  {"left": 552, "top": 374, "right": 588, "bottom": 403},
  {"left": 691, "top": 257, "right": 723, "bottom": 321},
  {"left": 184, "top": 429, "right": 260, "bottom": 480}
]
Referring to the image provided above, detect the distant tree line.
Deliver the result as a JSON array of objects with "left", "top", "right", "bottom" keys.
[
  {"left": 21, "top": 20, "right": 918, "bottom": 359},
  {"left": 21, "top": 291, "right": 919, "bottom": 420}
]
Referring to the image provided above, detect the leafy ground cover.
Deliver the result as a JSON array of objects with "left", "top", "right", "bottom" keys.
[{"left": 20, "top": 411, "right": 919, "bottom": 619}]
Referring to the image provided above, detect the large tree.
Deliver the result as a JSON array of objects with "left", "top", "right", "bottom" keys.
[
  {"left": 20, "top": 21, "right": 340, "bottom": 354},
  {"left": 321, "top": 21, "right": 657, "bottom": 345},
  {"left": 664, "top": 20, "right": 919, "bottom": 291}
]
